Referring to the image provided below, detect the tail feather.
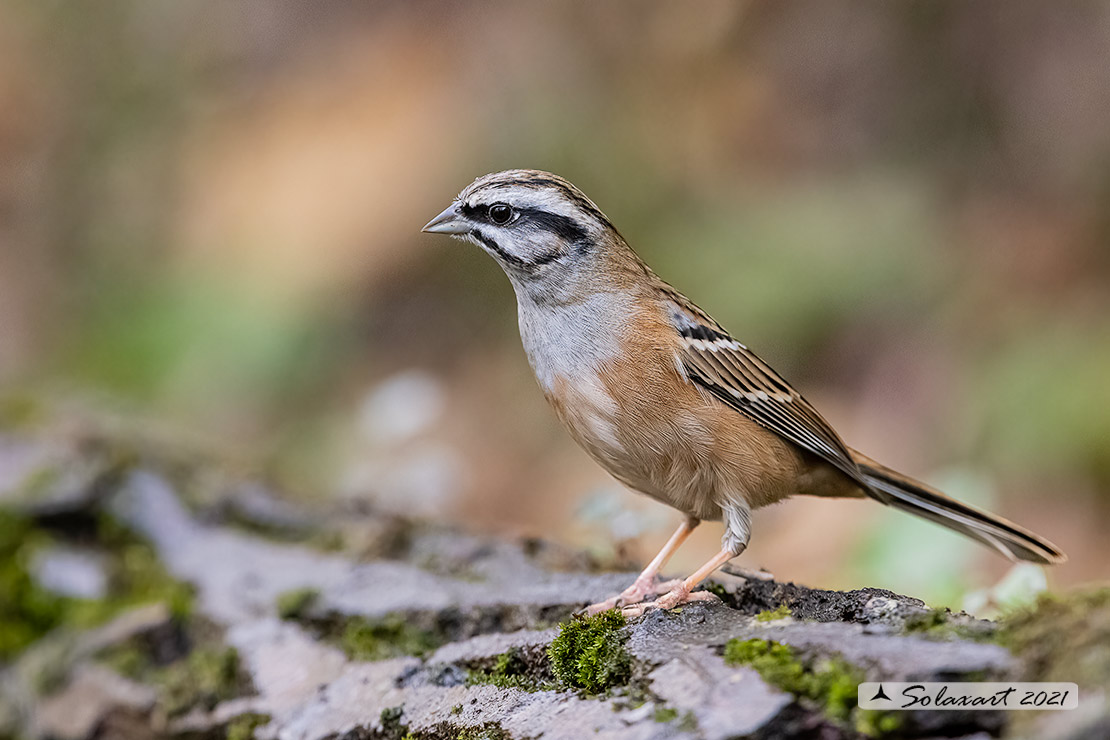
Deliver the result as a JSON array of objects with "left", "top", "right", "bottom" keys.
[{"left": 850, "top": 450, "right": 1067, "bottom": 565}]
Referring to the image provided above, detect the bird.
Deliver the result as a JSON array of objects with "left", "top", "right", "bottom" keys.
[{"left": 422, "top": 169, "right": 1066, "bottom": 616}]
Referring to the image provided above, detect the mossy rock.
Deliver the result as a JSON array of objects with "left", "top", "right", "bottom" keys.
[
  {"left": 226, "top": 712, "right": 272, "bottom": 740},
  {"left": 998, "top": 587, "right": 1110, "bottom": 688},
  {"left": 466, "top": 646, "right": 556, "bottom": 692},
  {"left": 101, "top": 635, "right": 252, "bottom": 717},
  {"left": 755, "top": 604, "right": 792, "bottom": 622},
  {"left": 341, "top": 613, "right": 444, "bottom": 661},
  {"left": 724, "top": 638, "right": 861, "bottom": 723},
  {"left": 0, "top": 511, "right": 69, "bottom": 660},
  {"left": 0, "top": 509, "right": 193, "bottom": 661},
  {"left": 901, "top": 606, "right": 995, "bottom": 642},
  {"left": 275, "top": 587, "right": 320, "bottom": 621}
]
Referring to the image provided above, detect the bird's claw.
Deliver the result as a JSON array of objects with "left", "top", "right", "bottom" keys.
[
  {"left": 619, "top": 586, "right": 720, "bottom": 618},
  {"left": 580, "top": 577, "right": 684, "bottom": 616}
]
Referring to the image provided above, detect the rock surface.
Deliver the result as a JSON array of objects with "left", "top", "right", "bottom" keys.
[{"left": 0, "top": 425, "right": 1106, "bottom": 740}]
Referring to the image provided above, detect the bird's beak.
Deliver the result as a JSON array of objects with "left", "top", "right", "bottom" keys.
[{"left": 421, "top": 203, "right": 469, "bottom": 235}]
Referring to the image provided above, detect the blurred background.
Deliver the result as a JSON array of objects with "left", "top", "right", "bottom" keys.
[{"left": 1, "top": 0, "right": 1108, "bottom": 610}]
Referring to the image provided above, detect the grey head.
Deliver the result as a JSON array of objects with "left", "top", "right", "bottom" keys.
[{"left": 422, "top": 170, "right": 621, "bottom": 299}]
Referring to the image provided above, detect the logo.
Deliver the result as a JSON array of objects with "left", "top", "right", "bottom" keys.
[{"left": 858, "top": 683, "right": 1078, "bottom": 711}]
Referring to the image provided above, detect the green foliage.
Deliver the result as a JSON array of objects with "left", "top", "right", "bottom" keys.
[
  {"left": 723, "top": 638, "right": 862, "bottom": 723},
  {"left": 225, "top": 712, "right": 271, "bottom": 740},
  {"left": 275, "top": 587, "right": 319, "bottom": 620},
  {"left": 980, "top": 327, "right": 1110, "bottom": 483},
  {"left": 466, "top": 647, "right": 554, "bottom": 692},
  {"left": 547, "top": 610, "right": 631, "bottom": 694},
  {"left": 341, "top": 614, "right": 442, "bottom": 661},
  {"left": 60, "top": 274, "right": 340, "bottom": 410},
  {"left": 755, "top": 604, "right": 792, "bottom": 622}
]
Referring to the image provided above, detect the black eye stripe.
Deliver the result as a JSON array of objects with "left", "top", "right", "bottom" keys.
[
  {"left": 460, "top": 202, "right": 589, "bottom": 244},
  {"left": 514, "top": 208, "right": 589, "bottom": 244},
  {"left": 459, "top": 203, "right": 487, "bottom": 221}
]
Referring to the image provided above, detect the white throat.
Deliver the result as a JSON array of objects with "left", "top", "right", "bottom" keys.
[{"left": 515, "top": 290, "right": 633, "bottom": 393}]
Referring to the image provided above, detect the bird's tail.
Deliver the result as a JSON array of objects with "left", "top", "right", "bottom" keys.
[{"left": 850, "top": 450, "right": 1067, "bottom": 565}]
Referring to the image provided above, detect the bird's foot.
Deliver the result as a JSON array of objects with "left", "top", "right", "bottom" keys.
[
  {"left": 619, "top": 583, "right": 720, "bottom": 618},
  {"left": 581, "top": 577, "right": 684, "bottom": 616}
]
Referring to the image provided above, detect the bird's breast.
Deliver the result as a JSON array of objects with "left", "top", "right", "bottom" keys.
[{"left": 516, "top": 295, "right": 807, "bottom": 517}]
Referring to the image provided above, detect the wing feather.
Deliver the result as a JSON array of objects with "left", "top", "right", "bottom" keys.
[{"left": 664, "top": 298, "right": 866, "bottom": 488}]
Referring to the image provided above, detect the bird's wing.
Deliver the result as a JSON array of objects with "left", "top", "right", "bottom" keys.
[{"left": 663, "top": 296, "right": 867, "bottom": 488}]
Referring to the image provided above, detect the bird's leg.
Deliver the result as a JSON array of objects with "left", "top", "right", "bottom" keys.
[
  {"left": 622, "top": 503, "right": 750, "bottom": 616},
  {"left": 622, "top": 547, "right": 738, "bottom": 616},
  {"left": 583, "top": 516, "right": 699, "bottom": 615}
]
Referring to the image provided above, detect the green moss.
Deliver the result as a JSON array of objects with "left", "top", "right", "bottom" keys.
[
  {"left": 677, "top": 711, "right": 699, "bottom": 733},
  {"left": 454, "top": 725, "right": 512, "bottom": 740},
  {"left": 466, "top": 647, "right": 554, "bottom": 692},
  {"left": 652, "top": 706, "right": 678, "bottom": 723},
  {"left": 855, "top": 709, "right": 903, "bottom": 737},
  {"left": 0, "top": 511, "right": 69, "bottom": 660},
  {"left": 0, "top": 510, "right": 192, "bottom": 661},
  {"left": 901, "top": 607, "right": 995, "bottom": 643},
  {"left": 105, "top": 641, "right": 248, "bottom": 716},
  {"left": 997, "top": 588, "right": 1110, "bottom": 688},
  {"left": 723, "top": 638, "right": 862, "bottom": 723},
  {"left": 547, "top": 611, "right": 631, "bottom": 694},
  {"left": 275, "top": 587, "right": 319, "bottom": 620},
  {"left": 87, "top": 514, "right": 195, "bottom": 622},
  {"left": 379, "top": 706, "right": 408, "bottom": 738},
  {"left": 341, "top": 614, "right": 442, "bottom": 661},
  {"left": 902, "top": 607, "right": 949, "bottom": 634},
  {"left": 98, "top": 643, "right": 149, "bottom": 678},
  {"left": 98, "top": 616, "right": 251, "bottom": 718},
  {"left": 755, "top": 604, "right": 792, "bottom": 622},
  {"left": 226, "top": 712, "right": 271, "bottom": 740},
  {"left": 161, "top": 646, "right": 245, "bottom": 715}
]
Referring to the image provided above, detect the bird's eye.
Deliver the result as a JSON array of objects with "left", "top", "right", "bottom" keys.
[{"left": 488, "top": 203, "right": 514, "bottom": 225}]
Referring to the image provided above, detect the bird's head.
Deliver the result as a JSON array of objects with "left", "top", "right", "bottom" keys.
[{"left": 422, "top": 170, "right": 625, "bottom": 296}]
